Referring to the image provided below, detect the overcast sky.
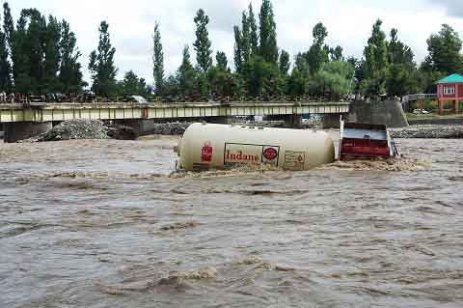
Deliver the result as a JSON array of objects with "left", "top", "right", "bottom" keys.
[{"left": 10, "top": 0, "right": 463, "bottom": 84}]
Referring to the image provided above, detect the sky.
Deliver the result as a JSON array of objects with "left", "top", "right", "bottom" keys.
[{"left": 9, "top": 0, "right": 463, "bottom": 84}]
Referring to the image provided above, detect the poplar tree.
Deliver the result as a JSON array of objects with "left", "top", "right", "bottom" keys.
[
  {"left": 233, "top": 25, "right": 243, "bottom": 73},
  {"left": 152, "top": 22, "right": 164, "bottom": 95},
  {"left": 193, "top": 9, "right": 212, "bottom": 72},
  {"left": 59, "top": 20, "right": 83, "bottom": 93},
  {"left": 258, "top": 0, "right": 278, "bottom": 64},
  {"left": 386, "top": 28, "right": 417, "bottom": 97},
  {"left": 241, "top": 12, "right": 251, "bottom": 65},
  {"left": 3, "top": 3, "right": 13, "bottom": 46},
  {"left": 248, "top": 4, "right": 259, "bottom": 56},
  {"left": 279, "top": 50, "right": 290, "bottom": 76},
  {"left": 89, "top": 21, "right": 117, "bottom": 98},
  {"left": 330, "top": 46, "right": 344, "bottom": 61},
  {"left": 43, "top": 16, "right": 61, "bottom": 93},
  {"left": 0, "top": 22, "right": 11, "bottom": 91},
  {"left": 12, "top": 9, "right": 47, "bottom": 94},
  {"left": 1, "top": 2, "right": 13, "bottom": 92},
  {"left": 216, "top": 51, "right": 228, "bottom": 71},
  {"left": 363, "top": 19, "right": 389, "bottom": 96},
  {"left": 306, "top": 22, "right": 329, "bottom": 75},
  {"left": 178, "top": 45, "right": 197, "bottom": 99}
]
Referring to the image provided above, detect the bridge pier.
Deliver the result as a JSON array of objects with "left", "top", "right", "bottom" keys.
[
  {"left": 283, "top": 114, "right": 302, "bottom": 128},
  {"left": 115, "top": 119, "right": 155, "bottom": 137},
  {"left": 206, "top": 116, "right": 231, "bottom": 124},
  {"left": 3, "top": 122, "right": 52, "bottom": 143},
  {"left": 321, "top": 114, "right": 342, "bottom": 128}
]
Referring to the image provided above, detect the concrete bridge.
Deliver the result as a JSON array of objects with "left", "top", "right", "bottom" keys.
[{"left": 0, "top": 101, "right": 350, "bottom": 142}]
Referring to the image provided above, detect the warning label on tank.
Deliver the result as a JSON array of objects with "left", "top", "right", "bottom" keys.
[
  {"left": 283, "top": 151, "right": 306, "bottom": 171},
  {"left": 224, "top": 143, "right": 280, "bottom": 167}
]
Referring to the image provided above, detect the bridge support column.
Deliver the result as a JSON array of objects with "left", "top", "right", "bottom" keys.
[
  {"left": 3, "top": 122, "right": 52, "bottom": 143},
  {"left": 283, "top": 114, "right": 302, "bottom": 128},
  {"left": 206, "top": 116, "right": 231, "bottom": 124},
  {"left": 115, "top": 119, "right": 155, "bottom": 137},
  {"left": 321, "top": 114, "right": 341, "bottom": 128}
]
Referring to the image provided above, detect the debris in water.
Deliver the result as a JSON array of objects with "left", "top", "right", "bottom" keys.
[
  {"left": 320, "top": 157, "right": 431, "bottom": 172},
  {"left": 166, "top": 266, "right": 218, "bottom": 280},
  {"left": 160, "top": 221, "right": 199, "bottom": 231},
  {"left": 236, "top": 255, "right": 295, "bottom": 272}
]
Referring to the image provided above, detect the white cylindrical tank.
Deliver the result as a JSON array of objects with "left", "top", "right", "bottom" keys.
[{"left": 176, "top": 123, "right": 335, "bottom": 171}]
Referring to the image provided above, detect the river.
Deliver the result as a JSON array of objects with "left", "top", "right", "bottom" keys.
[{"left": 0, "top": 135, "right": 462, "bottom": 307}]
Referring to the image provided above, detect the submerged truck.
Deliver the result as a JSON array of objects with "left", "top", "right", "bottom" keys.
[{"left": 339, "top": 121, "right": 398, "bottom": 160}]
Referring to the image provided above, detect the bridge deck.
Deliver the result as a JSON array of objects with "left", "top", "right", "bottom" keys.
[{"left": 0, "top": 102, "right": 350, "bottom": 123}]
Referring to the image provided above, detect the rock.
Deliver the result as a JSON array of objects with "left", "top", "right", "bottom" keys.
[
  {"left": 107, "top": 126, "right": 138, "bottom": 140},
  {"left": 148, "top": 122, "right": 192, "bottom": 135},
  {"left": 39, "top": 119, "right": 109, "bottom": 142}
]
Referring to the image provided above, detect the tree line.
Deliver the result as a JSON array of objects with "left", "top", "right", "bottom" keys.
[{"left": 1, "top": 0, "right": 462, "bottom": 102}]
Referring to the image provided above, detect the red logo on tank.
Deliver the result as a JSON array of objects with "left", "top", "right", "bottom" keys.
[
  {"left": 263, "top": 147, "right": 278, "bottom": 161},
  {"left": 201, "top": 142, "right": 213, "bottom": 162}
]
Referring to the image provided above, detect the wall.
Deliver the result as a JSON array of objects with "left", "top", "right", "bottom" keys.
[
  {"left": 348, "top": 100, "right": 409, "bottom": 128},
  {"left": 3, "top": 122, "right": 52, "bottom": 143}
]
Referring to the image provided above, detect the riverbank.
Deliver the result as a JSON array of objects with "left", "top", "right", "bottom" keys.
[{"left": 390, "top": 125, "right": 463, "bottom": 139}]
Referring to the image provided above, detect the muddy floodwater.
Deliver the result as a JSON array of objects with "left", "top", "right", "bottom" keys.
[{"left": 0, "top": 135, "right": 462, "bottom": 307}]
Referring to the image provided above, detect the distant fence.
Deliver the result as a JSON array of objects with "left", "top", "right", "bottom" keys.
[{"left": 402, "top": 93, "right": 437, "bottom": 103}]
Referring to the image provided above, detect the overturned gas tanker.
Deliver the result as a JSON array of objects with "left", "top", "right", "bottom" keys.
[{"left": 175, "top": 123, "right": 335, "bottom": 171}]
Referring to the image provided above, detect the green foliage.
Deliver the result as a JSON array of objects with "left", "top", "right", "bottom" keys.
[
  {"left": 12, "top": 9, "right": 44, "bottom": 94},
  {"left": 388, "top": 29, "right": 414, "bottom": 68},
  {"left": 117, "top": 70, "right": 149, "bottom": 97},
  {"left": 59, "top": 20, "right": 83, "bottom": 94},
  {"left": 363, "top": 19, "right": 389, "bottom": 97},
  {"left": 177, "top": 45, "right": 203, "bottom": 101},
  {"left": 241, "top": 11, "right": 251, "bottom": 65},
  {"left": 246, "top": 55, "right": 282, "bottom": 100},
  {"left": 3, "top": 3, "right": 13, "bottom": 44},
  {"left": 424, "top": 24, "right": 463, "bottom": 75},
  {"left": 248, "top": 4, "right": 259, "bottom": 57},
  {"left": 42, "top": 16, "right": 61, "bottom": 93},
  {"left": 306, "top": 23, "right": 329, "bottom": 75},
  {"left": 6, "top": 0, "right": 462, "bottom": 103},
  {"left": 286, "top": 69, "right": 307, "bottom": 99},
  {"left": 279, "top": 50, "right": 290, "bottom": 76},
  {"left": 259, "top": 0, "right": 278, "bottom": 65},
  {"left": 208, "top": 66, "right": 236, "bottom": 100},
  {"left": 309, "top": 60, "right": 354, "bottom": 100},
  {"left": 153, "top": 22, "right": 164, "bottom": 96},
  {"left": 1, "top": 3, "right": 83, "bottom": 95},
  {"left": 89, "top": 21, "right": 117, "bottom": 98},
  {"left": 385, "top": 29, "right": 418, "bottom": 97},
  {"left": 233, "top": 26, "right": 243, "bottom": 74},
  {"left": 313, "top": 22, "right": 328, "bottom": 45},
  {"left": 162, "top": 75, "right": 181, "bottom": 101},
  {"left": 215, "top": 51, "right": 228, "bottom": 71},
  {"left": 330, "top": 46, "right": 343, "bottom": 61},
  {"left": 0, "top": 2, "right": 13, "bottom": 92},
  {"left": 0, "top": 26, "right": 12, "bottom": 91},
  {"left": 193, "top": 9, "right": 212, "bottom": 73}
]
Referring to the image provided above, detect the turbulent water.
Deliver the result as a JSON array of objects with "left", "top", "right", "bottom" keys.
[{"left": 0, "top": 135, "right": 462, "bottom": 307}]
